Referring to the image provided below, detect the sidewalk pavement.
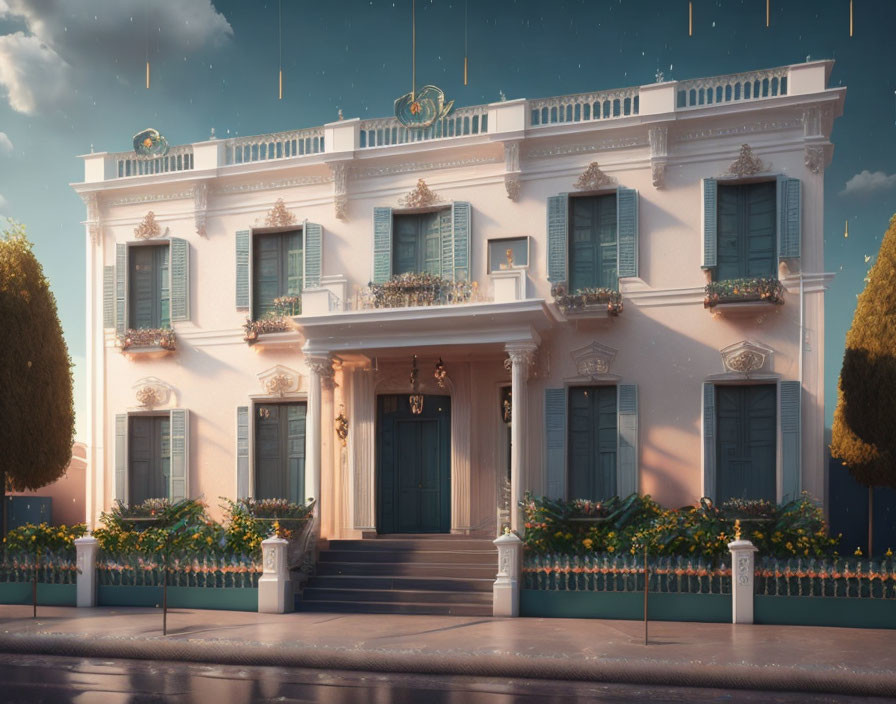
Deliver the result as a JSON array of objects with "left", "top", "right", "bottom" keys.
[{"left": 0, "top": 606, "right": 893, "bottom": 698}]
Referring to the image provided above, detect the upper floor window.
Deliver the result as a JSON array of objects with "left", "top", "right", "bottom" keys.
[
  {"left": 569, "top": 194, "right": 618, "bottom": 292},
  {"left": 129, "top": 243, "right": 170, "bottom": 329},
  {"left": 715, "top": 182, "right": 776, "bottom": 281},
  {"left": 252, "top": 230, "right": 303, "bottom": 320},
  {"left": 393, "top": 211, "right": 444, "bottom": 276}
]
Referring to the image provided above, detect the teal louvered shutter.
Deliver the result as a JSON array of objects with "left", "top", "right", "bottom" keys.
[
  {"left": 373, "top": 207, "right": 393, "bottom": 283},
  {"left": 114, "top": 414, "right": 128, "bottom": 504},
  {"left": 546, "top": 194, "right": 569, "bottom": 283},
  {"left": 285, "top": 231, "right": 304, "bottom": 296},
  {"left": 158, "top": 245, "right": 170, "bottom": 328},
  {"left": 235, "top": 230, "right": 250, "bottom": 310},
  {"left": 544, "top": 388, "right": 567, "bottom": 498},
  {"left": 287, "top": 404, "right": 307, "bottom": 504},
  {"left": 702, "top": 382, "right": 716, "bottom": 501},
  {"left": 303, "top": 221, "right": 323, "bottom": 288},
  {"left": 702, "top": 178, "right": 718, "bottom": 269},
  {"left": 616, "top": 188, "right": 639, "bottom": 279},
  {"left": 169, "top": 409, "right": 189, "bottom": 502},
  {"left": 236, "top": 406, "right": 250, "bottom": 499},
  {"left": 617, "top": 384, "right": 638, "bottom": 497},
  {"left": 169, "top": 237, "right": 189, "bottom": 321},
  {"left": 452, "top": 201, "right": 471, "bottom": 281},
  {"left": 777, "top": 177, "right": 801, "bottom": 260},
  {"left": 439, "top": 208, "right": 453, "bottom": 279},
  {"left": 780, "top": 381, "right": 802, "bottom": 503},
  {"left": 102, "top": 265, "right": 115, "bottom": 328},
  {"left": 424, "top": 211, "right": 442, "bottom": 275},
  {"left": 115, "top": 243, "right": 128, "bottom": 335}
]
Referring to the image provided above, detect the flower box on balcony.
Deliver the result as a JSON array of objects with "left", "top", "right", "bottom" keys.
[
  {"left": 364, "top": 273, "right": 475, "bottom": 309},
  {"left": 117, "top": 328, "right": 176, "bottom": 357},
  {"left": 243, "top": 316, "right": 301, "bottom": 348},
  {"left": 551, "top": 283, "right": 623, "bottom": 318},
  {"left": 704, "top": 277, "right": 784, "bottom": 313}
]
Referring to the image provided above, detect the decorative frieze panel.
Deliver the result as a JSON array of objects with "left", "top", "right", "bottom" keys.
[
  {"left": 257, "top": 365, "right": 303, "bottom": 396},
  {"left": 648, "top": 126, "right": 669, "bottom": 189},
  {"left": 81, "top": 192, "right": 101, "bottom": 245},
  {"left": 720, "top": 340, "right": 774, "bottom": 375},
  {"left": 131, "top": 377, "right": 175, "bottom": 409},
  {"left": 193, "top": 182, "right": 209, "bottom": 237},
  {"left": 330, "top": 162, "right": 349, "bottom": 220}
]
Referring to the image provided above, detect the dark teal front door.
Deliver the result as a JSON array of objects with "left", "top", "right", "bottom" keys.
[
  {"left": 716, "top": 384, "right": 776, "bottom": 502},
  {"left": 377, "top": 394, "right": 451, "bottom": 533}
]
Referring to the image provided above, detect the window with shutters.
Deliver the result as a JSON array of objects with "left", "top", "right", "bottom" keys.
[
  {"left": 392, "top": 211, "right": 444, "bottom": 276},
  {"left": 254, "top": 402, "right": 306, "bottom": 504},
  {"left": 128, "top": 244, "right": 170, "bottom": 329},
  {"left": 569, "top": 194, "right": 618, "bottom": 292},
  {"left": 716, "top": 182, "right": 776, "bottom": 281},
  {"left": 567, "top": 386, "right": 618, "bottom": 501},
  {"left": 715, "top": 384, "right": 776, "bottom": 502},
  {"left": 128, "top": 415, "right": 170, "bottom": 505},
  {"left": 252, "top": 230, "right": 303, "bottom": 320}
]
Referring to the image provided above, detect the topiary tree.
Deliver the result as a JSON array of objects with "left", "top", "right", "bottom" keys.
[
  {"left": 831, "top": 213, "right": 896, "bottom": 555},
  {"left": 0, "top": 220, "right": 75, "bottom": 535}
]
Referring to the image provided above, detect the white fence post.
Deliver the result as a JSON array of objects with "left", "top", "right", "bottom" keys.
[
  {"left": 493, "top": 531, "right": 522, "bottom": 617},
  {"left": 74, "top": 535, "right": 98, "bottom": 607},
  {"left": 728, "top": 537, "right": 758, "bottom": 624},
  {"left": 258, "top": 536, "right": 292, "bottom": 614}
]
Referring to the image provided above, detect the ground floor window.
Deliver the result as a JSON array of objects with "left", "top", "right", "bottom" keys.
[
  {"left": 254, "top": 402, "right": 306, "bottom": 503},
  {"left": 128, "top": 415, "right": 170, "bottom": 505},
  {"left": 568, "top": 386, "right": 617, "bottom": 501},
  {"left": 715, "top": 384, "right": 776, "bottom": 502}
]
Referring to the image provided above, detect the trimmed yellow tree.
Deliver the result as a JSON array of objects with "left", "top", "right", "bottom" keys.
[
  {"left": 831, "top": 214, "right": 896, "bottom": 554},
  {"left": 0, "top": 221, "right": 75, "bottom": 533}
]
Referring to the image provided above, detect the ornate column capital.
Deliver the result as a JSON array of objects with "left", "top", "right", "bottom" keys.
[
  {"left": 306, "top": 354, "right": 335, "bottom": 382},
  {"left": 504, "top": 343, "right": 538, "bottom": 378},
  {"left": 80, "top": 192, "right": 102, "bottom": 246}
]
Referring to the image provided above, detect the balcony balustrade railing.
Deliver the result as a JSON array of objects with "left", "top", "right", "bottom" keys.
[{"left": 88, "top": 63, "right": 828, "bottom": 182}]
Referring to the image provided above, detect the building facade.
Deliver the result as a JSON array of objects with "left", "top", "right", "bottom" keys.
[{"left": 75, "top": 61, "right": 844, "bottom": 540}]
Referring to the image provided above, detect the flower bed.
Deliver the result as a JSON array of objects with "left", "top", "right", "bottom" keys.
[
  {"left": 704, "top": 277, "right": 784, "bottom": 308},
  {"left": 521, "top": 494, "right": 840, "bottom": 560},
  {"left": 551, "top": 283, "right": 622, "bottom": 315},
  {"left": 118, "top": 327, "right": 176, "bottom": 351},
  {"left": 366, "top": 273, "right": 473, "bottom": 308}
]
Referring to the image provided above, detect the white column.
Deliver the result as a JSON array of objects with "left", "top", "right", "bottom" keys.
[
  {"left": 75, "top": 535, "right": 98, "bottom": 607},
  {"left": 320, "top": 369, "right": 336, "bottom": 539},
  {"left": 493, "top": 530, "right": 522, "bottom": 617},
  {"left": 258, "top": 536, "right": 292, "bottom": 613},
  {"left": 728, "top": 538, "right": 758, "bottom": 624},
  {"left": 505, "top": 343, "right": 536, "bottom": 533},
  {"left": 305, "top": 355, "right": 332, "bottom": 527},
  {"left": 350, "top": 364, "right": 376, "bottom": 533}
]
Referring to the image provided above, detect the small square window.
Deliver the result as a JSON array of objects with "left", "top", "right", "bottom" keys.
[{"left": 488, "top": 237, "right": 529, "bottom": 273}]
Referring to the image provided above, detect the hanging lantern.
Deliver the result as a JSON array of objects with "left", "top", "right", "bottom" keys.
[{"left": 434, "top": 358, "right": 447, "bottom": 388}]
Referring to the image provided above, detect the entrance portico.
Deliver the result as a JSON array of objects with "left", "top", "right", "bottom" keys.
[{"left": 296, "top": 299, "right": 556, "bottom": 539}]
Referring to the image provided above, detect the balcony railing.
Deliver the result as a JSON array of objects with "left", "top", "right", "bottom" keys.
[{"left": 85, "top": 62, "right": 832, "bottom": 182}]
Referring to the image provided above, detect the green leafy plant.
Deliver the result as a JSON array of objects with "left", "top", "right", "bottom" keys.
[{"left": 2, "top": 522, "right": 87, "bottom": 555}]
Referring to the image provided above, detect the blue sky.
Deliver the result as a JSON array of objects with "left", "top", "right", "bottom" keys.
[{"left": 0, "top": 0, "right": 894, "bottom": 440}]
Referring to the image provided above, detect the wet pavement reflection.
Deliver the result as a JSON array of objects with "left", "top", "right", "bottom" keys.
[{"left": 0, "top": 654, "right": 884, "bottom": 704}]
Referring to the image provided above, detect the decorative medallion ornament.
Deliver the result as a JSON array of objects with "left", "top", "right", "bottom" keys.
[
  {"left": 335, "top": 405, "right": 349, "bottom": 447},
  {"left": 434, "top": 358, "right": 447, "bottom": 388},
  {"left": 134, "top": 211, "right": 166, "bottom": 240},
  {"left": 724, "top": 144, "right": 767, "bottom": 178},
  {"left": 720, "top": 340, "right": 773, "bottom": 375},
  {"left": 132, "top": 128, "right": 169, "bottom": 157},
  {"left": 257, "top": 365, "right": 302, "bottom": 396},
  {"left": 264, "top": 198, "right": 297, "bottom": 228},
  {"left": 400, "top": 179, "right": 441, "bottom": 208},
  {"left": 131, "top": 377, "right": 173, "bottom": 409},
  {"left": 265, "top": 374, "right": 293, "bottom": 397},
  {"left": 574, "top": 162, "right": 615, "bottom": 191},
  {"left": 136, "top": 386, "right": 161, "bottom": 409}
]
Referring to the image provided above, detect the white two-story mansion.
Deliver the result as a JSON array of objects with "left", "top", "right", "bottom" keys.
[{"left": 75, "top": 61, "right": 844, "bottom": 548}]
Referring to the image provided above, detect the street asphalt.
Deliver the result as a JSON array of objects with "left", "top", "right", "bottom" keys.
[{"left": 0, "top": 606, "right": 893, "bottom": 699}]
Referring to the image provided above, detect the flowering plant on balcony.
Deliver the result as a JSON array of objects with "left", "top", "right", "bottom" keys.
[
  {"left": 551, "top": 283, "right": 623, "bottom": 315},
  {"left": 118, "top": 327, "right": 176, "bottom": 351},
  {"left": 272, "top": 295, "right": 301, "bottom": 315},
  {"left": 704, "top": 277, "right": 784, "bottom": 308},
  {"left": 243, "top": 315, "right": 293, "bottom": 344},
  {"left": 366, "top": 272, "right": 473, "bottom": 308}
]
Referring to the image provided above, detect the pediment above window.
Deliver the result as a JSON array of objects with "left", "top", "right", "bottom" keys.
[
  {"left": 570, "top": 341, "right": 618, "bottom": 379},
  {"left": 257, "top": 365, "right": 303, "bottom": 397},
  {"left": 719, "top": 340, "right": 774, "bottom": 376}
]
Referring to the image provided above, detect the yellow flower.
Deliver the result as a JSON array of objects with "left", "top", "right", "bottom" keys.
[
  {"left": 582, "top": 538, "right": 593, "bottom": 550},
  {"left": 785, "top": 541, "right": 793, "bottom": 551},
  {"left": 886, "top": 548, "right": 893, "bottom": 558},
  {"left": 854, "top": 547, "right": 863, "bottom": 557},
  {"left": 607, "top": 546, "right": 615, "bottom": 553}
]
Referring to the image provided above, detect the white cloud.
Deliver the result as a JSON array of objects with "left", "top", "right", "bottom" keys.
[
  {"left": 0, "top": 131, "right": 11, "bottom": 154},
  {"left": 0, "top": 0, "right": 232, "bottom": 114},
  {"left": 841, "top": 170, "right": 896, "bottom": 197}
]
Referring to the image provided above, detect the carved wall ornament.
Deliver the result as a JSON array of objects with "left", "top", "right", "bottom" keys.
[
  {"left": 131, "top": 377, "right": 174, "bottom": 409},
  {"left": 305, "top": 355, "right": 336, "bottom": 385},
  {"left": 503, "top": 141, "right": 521, "bottom": 172},
  {"left": 264, "top": 198, "right": 297, "bottom": 228},
  {"left": 349, "top": 155, "right": 501, "bottom": 180},
  {"left": 257, "top": 365, "right": 302, "bottom": 396},
  {"left": 651, "top": 163, "right": 667, "bottom": 190},
  {"left": 574, "top": 162, "right": 615, "bottom": 191},
  {"left": 571, "top": 341, "right": 618, "bottom": 379},
  {"left": 723, "top": 144, "right": 768, "bottom": 178},
  {"left": 504, "top": 174, "right": 521, "bottom": 201},
  {"left": 648, "top": 126, "right": 669, "bottom": 189},
  {"left": 720, "top": 340, "right": 774, "bottom": 375},
  {"left": 399, "top": 179, "right": 441, "bottom": 208},
  {"left": 134, "top": 211, "right": 168, "bottom": 240},
  {"left": 193, "top": 182, "right": 209, "bottom": 237},
  {"left": 81, "top": 192, "right": 101, "bottom": 245},
  {"left": 330, "top": 162, "right": 349, "bottom": 221},
  {"left": 525, "top": 136, "right": 646, "bottom": 159},
  {"left": 804, "top": 144, "right": 828, "bottom": 175}
]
